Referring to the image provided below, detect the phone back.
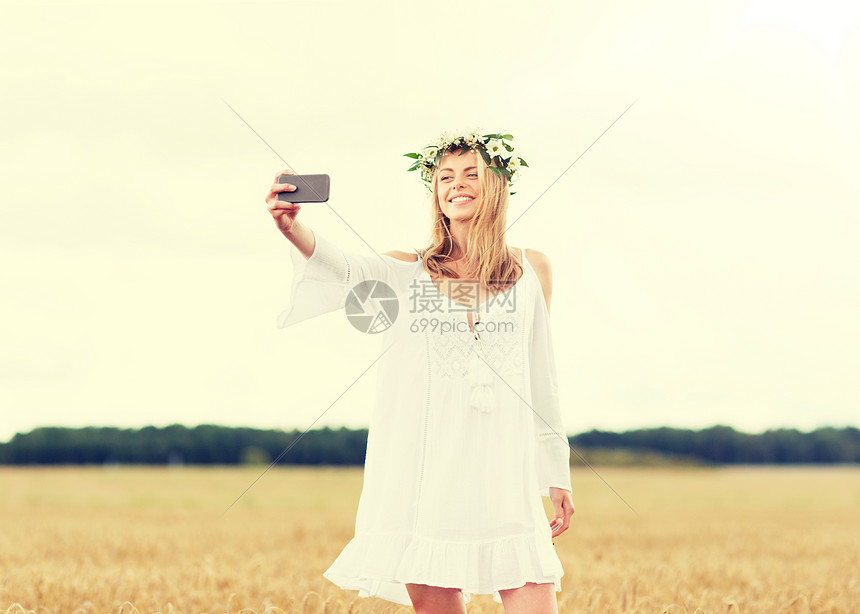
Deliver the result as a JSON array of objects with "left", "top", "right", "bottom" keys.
[{"left": 277, "top": 174, "right": 330, "bottom": 203}]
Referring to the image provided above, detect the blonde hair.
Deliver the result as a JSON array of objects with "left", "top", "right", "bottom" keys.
[{"left": 414, "top": 147, "right": 523, "bottom": 292}]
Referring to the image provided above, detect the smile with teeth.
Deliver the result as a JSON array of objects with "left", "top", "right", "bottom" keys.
[{"left": 450, "top": 195, "right": 474, "bottom": 205}]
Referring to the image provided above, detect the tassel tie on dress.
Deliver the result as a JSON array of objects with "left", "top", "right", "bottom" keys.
[{"left": 466, "top": 310, "right": 496, "bottom": 413}]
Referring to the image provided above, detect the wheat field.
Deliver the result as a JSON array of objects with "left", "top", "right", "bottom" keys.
[{"left": 1, "top": 465, "right": 858, "bottom": 613}]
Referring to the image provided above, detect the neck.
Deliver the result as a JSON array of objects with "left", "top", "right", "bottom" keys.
[{"left": 448, "top": 218, "right": 471, "bottom": 262}]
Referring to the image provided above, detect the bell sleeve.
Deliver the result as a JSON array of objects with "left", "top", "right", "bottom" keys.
[
  {"left": 529, "top": 283, "right": 573, "bottom": 497},
  {"left": 276, "top": 229, "right": 394, "bottom": 329}
]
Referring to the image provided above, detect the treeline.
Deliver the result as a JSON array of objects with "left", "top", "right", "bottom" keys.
[
  {"left": 573, "top": 425, "right": 860, "bottom": 464},
  {"left": 0, "top": 424, "right": 858, "bottom": 465},
  {"left": 0, "top": 425, "right": 367, "bottom": 465}
]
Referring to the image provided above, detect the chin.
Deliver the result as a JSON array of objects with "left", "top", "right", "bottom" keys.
[
  {"left": 446, "top": 210, "right": 474, "bottom": 221},
  {"left": 445, "top": 203, "right": 477, "bottom": 218}
]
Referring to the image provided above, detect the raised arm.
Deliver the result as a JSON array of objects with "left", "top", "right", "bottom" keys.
[
  {"left": 268, "top": 168, "right": 314, "bottom": 257},
  {"left": 266, "top": 169, "right": 398, "bottom": 329}
]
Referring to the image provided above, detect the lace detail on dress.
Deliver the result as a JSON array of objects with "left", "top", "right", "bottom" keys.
[
  {"left": 425, "top": 251, "right": 528, "bottom": 387},
  {"left": 428, "top": 325, "right": 476, "bottom": 380},
  {"left": 477, "top": 310, "right": 525, "bottom": 380},
  {"left": 427, "top": 307, "right": 525, "bottom": 383}
]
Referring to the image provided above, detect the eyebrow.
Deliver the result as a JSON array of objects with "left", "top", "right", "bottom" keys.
[{"left": 439, "top": 166, "right": 477, "bottom": 173}]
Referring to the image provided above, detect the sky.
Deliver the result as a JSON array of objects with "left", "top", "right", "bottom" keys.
[{"left": 1, "top": 0, "right": 858, "bottom": 443}]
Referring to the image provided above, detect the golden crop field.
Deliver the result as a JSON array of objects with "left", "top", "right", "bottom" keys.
[{"left": 1, "top": 465, "right": 858, "bottom": 614}]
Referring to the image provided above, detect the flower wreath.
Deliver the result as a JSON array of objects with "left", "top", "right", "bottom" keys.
[{"left": 404, "top": 130, "right": 528, "bottom": 193}]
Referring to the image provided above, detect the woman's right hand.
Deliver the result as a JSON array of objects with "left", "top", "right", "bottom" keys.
[{"left": 266, "top": 168, "right": 300, "bottom": 236}]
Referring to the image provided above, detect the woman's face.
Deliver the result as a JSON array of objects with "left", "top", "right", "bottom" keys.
[{"left": 436, "top": 148, "right": 481, "bottom": 222}]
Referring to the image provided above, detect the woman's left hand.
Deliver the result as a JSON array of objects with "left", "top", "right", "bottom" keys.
[{"left": 548, "top": 487, "right": 575, "bottom": 538}]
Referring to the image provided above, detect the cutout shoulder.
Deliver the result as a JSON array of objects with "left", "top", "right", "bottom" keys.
[
  {"left": 524, "top": 248, "right": 552, "bottom": 314},
  {"left": 382, "top": 250, "right": 420, "bottom": 263}
]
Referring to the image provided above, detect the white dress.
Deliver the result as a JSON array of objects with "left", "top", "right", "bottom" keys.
[{"left": 277, "top": 230, "right": 572, "bottom": 606}]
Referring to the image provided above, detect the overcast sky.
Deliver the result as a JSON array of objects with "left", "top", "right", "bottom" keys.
[{"left": 1, "top": 0, "right": 858, "bottom": 443}]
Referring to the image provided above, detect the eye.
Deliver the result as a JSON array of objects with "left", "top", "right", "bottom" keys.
[
  {"left": 468, "top": 173, "right": 478, "bottom": 178},
  {"left": 441, "top": 176, "right": 452, "bottom": 181}
]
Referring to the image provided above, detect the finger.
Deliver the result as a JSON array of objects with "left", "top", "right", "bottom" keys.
[
  {"left": 268, "top": 202, "right": 300, "bottom": 213},
  {"left": 266, "top": 198, "right": 298, "bottom": 212},
  {"left": 270, "top": 198, "right": 298, "bottom": 211},
  {"left": 549, "top": 499, "right": 572, "bottom": 537},
  {"left": 269, "top": 184, "right": 298, "bottom": 202},
  {"left": 552, "top": 501, "right": 564, "bottom": 525},
  {"left": 560, "top": 500, "right": 574, "bottom": 532},
  {"left": 273, "top": 182, "right": 298, "bottom": 193},
  {"left": 273, "top": 170, "right": 298, "bottom": 193},
  {"left": 265, "top": 183, "right": 295, "bottom": 204}
]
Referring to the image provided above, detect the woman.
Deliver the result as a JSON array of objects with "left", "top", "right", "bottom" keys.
[{"left": 266, "top": 131, "right": 575, "bottom": 613}]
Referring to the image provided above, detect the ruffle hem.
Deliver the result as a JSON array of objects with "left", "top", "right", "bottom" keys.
[{"left": 323, "top": 530, "right": 563, "bottom": 606}]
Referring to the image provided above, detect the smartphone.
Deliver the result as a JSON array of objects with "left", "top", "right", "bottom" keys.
[{"left": 277, "top": 173, "right": 331, "bottom": 203}]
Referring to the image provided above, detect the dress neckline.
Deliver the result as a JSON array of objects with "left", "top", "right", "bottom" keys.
[{"left": 419, "top": 247, "right": 528, "bottom": 311}]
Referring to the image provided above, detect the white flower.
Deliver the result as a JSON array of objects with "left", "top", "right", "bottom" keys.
[
  {"left": 485, "top": 139, "right": 505, "bottom": 158},
  {"left": 465, "top": 131, "right": 482, "bottom": 146},
  {"left": 435, "top": 132, "right": 453, "bottom": 148},
  {"left": 497, "top": 141, "right": 514, "bottom": 159},
  {"left": 507, "top": 156, "right": 521, "bottom": 175}
]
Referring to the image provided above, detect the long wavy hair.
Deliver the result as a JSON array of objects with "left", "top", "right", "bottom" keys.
[{"left": 414, "top": 147, "right": 523, "bottom": 292}]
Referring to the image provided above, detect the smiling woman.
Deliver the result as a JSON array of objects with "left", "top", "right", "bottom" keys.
[{"left": 267, "top": 130, "right": 574, "bottom": 614}]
